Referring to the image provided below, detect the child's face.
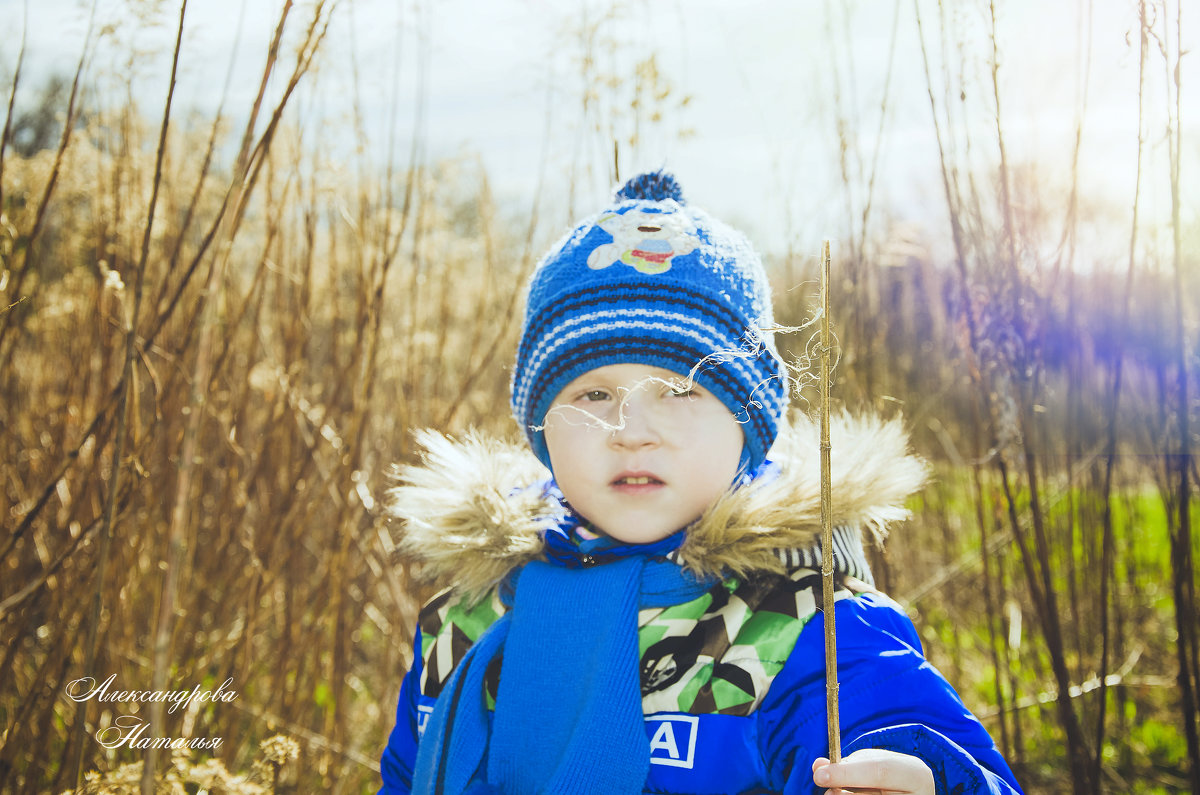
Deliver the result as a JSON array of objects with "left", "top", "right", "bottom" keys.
[{"left": 542, "top": 363, "right": 745, "bottom": 545}]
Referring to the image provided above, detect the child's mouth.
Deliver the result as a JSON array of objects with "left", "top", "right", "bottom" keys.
[{"left": 612, "top": 474, "right": 664, "bottom": 487}]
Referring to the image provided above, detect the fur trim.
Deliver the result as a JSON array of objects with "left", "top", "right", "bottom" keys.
[
  {"left": 675, "top": 412, "right": 928, "bottom": 579},
  {"left": 387, "top": 414, "right": 928, "bottom": 600},
  {"left": 387, "top": 429, "right": 562, "bottom": 602}
]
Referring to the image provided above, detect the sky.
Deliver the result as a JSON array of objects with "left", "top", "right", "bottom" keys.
[{"left": 5, "top": 0, "right": 1197, "bottom": 263}]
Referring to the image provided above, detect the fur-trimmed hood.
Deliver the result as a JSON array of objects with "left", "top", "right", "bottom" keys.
[{"left": 387, "top": 412, "right": 928, "bottom": 601}]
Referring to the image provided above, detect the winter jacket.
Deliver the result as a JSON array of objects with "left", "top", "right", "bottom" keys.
[{"left": 379, "top": 415, "right": 1024, "bottom": 794}]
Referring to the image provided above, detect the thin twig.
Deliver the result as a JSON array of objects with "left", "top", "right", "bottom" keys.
[
  {"left": 0, "top": 0, "right": 28, "bottom": 216},
  {"left": 0, "top": 0, "right": 96, "bottom": 367},
  {"left": 133, "top": 3, "right": 188, "bottom": 792},
  {"left": 1162, "top": 1, "right": 1200, "bottom": 787},
  {"left": 820, "top": 240, "right": 840, "bottom": 763},
  {"left": 59, "top": 0, "right": 103, "bottom": 786}
]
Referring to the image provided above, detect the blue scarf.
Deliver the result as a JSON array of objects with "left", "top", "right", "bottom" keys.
[{"left": 412, "top": 531, "right": 714, "bottom": 794}]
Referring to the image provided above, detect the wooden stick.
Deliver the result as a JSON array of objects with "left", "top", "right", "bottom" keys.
[{"left": 820, "top": 240, "right": 842, "bottom": 763}]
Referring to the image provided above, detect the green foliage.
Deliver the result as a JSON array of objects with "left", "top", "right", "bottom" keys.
[{"left": 1132, "top": 718, "right": 1188, "bottom": 770}]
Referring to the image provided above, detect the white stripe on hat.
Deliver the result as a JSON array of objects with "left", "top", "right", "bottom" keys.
[{"left": 516, "top": 309, "right": 767, "bottom": 411}]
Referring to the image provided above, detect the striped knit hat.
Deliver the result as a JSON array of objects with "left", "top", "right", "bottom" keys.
[{"left": 511, "top": 171, "right": 789, "bottom": 472}]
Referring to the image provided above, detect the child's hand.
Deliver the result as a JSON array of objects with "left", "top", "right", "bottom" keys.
[{"left": 810, "top": 748, "right": 935, "bottom": 794}]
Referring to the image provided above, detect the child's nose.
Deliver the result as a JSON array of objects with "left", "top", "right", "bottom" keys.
[{"left": 609, "top": 397, "right": 661, "bottom": 449}]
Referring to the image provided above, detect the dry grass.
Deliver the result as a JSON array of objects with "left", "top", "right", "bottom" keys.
[
  {"left": 0, "top": 9, "right": 525, "bottom": 787},
  {"left": 1, "top": 2, "right": 1196, "bottom": 793}
]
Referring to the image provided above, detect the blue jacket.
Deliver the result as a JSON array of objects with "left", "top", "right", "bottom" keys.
[
  {"left": 378, "top": 423, "right": 1023, "bottom": 794},
  {"left": 380, "top": 586, "right": 1021, "bottom": 794}
]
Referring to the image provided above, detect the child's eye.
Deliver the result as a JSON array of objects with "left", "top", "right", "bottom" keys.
[
  {"left": 668, "top": 384, "right": 695, "bottom": 398},
  {"left": 580, "top": 389, "right": 611, "bottom": 402}
]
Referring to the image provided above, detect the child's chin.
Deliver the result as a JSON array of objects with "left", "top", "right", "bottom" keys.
[{"left": 599, "top": 525, "right": 680, "bottom": 546}]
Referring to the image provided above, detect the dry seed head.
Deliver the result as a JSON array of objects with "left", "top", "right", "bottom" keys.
[{"left": 259, "top": 733, "right": 300, "bottom": 765}]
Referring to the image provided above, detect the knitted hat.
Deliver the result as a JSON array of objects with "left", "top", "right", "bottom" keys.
[{"left": 511, "top": 171, "right": 789, "bottom": 472}]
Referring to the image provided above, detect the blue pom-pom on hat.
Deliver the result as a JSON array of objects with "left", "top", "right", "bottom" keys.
[
  {"left": 614, "top": 170, "right": 685, "bottom": 203},
  {"left": 511, "top": 171, "right": 788, "bottom": 473}
]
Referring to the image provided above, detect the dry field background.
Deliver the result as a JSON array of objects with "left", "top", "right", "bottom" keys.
[{"left": 1, "top": 1, "right": 1196, "bottom": 793}]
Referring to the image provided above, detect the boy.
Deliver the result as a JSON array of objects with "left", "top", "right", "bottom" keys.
[{"left": 380, "top": 172, "right": 1022, "bottom": 794}]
